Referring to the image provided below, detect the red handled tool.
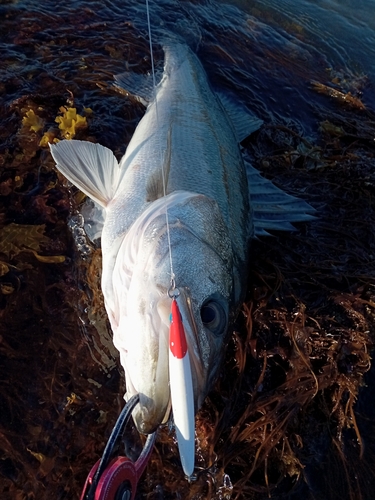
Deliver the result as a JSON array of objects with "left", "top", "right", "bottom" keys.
[{"left": 80, "top": 394, "right": 156, "bottom": 500}]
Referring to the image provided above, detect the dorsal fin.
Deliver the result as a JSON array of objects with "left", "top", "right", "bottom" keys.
[{"left": 50, "top": 140, "right": 120, "bottom": 208}]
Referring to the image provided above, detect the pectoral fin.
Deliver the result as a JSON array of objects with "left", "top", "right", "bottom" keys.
[
  {"left": 50, "top": 140, "right": 120, "bottom": 208},
  {"left": 114, "top": 68, "right": 163, "bottom": 106}
]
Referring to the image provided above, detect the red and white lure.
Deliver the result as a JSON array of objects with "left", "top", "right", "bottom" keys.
[{"left": 169, "top": 297, "right": 195, "bottom": 477}]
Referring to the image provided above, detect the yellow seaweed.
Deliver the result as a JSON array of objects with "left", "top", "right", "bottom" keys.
[
  {"left": 0, "top": 224, "right": 49, "bottom": 257},
  {"left": 26, "top": 448, "right": 46, "bottom": 464},
  {"left": 39, "top": 130, "right": 59, "bottom": 147},
  {"left": 0, "top": 283, "right": 14, "bottom": 295},
  {"left": 28, "top": 249, "right": 65, "bottom": 263},
  {"left": 55, "top": 106, "right": 88, "bottom": 140},
  {"left": 0, "top": 223, "right": 65, "bottom": 263},
  {"left": 22, "top": 109, "right": 45, "bottom": 133},
  {"left": 0, "top": 261, "right": 9, "bottom": 276}
]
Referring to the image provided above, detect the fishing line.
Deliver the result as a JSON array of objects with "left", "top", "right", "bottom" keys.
[
  {"left": 145, "top": 0, "right": 176, "bottom": 291},
  {"left": 144, "top": 6, "right": 195, "bottom": 477}
]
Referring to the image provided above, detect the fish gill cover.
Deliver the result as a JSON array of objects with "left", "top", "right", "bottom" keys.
[{"left": 0, "top": 0, "right": 374, "bottom": 499}]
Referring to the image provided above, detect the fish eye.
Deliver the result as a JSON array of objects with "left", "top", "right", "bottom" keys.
[{"left": 200, "top": 300, "right": 227, "bottom": 336}]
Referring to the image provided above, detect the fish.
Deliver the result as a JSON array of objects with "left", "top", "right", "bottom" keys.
[{"left": 50, "top": 42, "right": 314, "bottom": 437}]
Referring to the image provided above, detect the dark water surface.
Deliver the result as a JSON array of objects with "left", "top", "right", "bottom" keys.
[{"left": 1, "top": 0, "right": 375, "bottom": 499}]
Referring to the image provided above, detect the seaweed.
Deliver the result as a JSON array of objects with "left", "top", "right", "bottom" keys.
[{"left": 1, "top": 2, "right": 375, "bottom": 499}]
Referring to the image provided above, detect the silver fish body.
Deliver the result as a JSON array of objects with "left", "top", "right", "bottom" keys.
[
  {"left": 50, "top": 43, "right": 314, "bottom": 433},
  {"left": 105, "top": 43, "right": 250, "bottom": 432}
]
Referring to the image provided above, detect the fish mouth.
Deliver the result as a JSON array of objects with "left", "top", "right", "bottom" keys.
[{"left": 131, "top": 392, "right": 171, "bottom": 435}]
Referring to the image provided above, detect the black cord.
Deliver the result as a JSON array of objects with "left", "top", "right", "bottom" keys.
[{"left": 85, "top": 394, "right": 140, "bottom": 500}]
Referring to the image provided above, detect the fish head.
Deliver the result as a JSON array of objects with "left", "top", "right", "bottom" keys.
[{"left": 110, "top": 191, "right": 235, "bottom": 434}]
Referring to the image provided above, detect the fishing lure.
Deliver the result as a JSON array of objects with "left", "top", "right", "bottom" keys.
[{"left": 169, "top": 296, "right": 195, "bottom": 477}]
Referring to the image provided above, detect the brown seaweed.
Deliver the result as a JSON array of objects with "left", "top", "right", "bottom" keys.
[{"left": 1, "top": 3, "right": 375, "bottom": 500}]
